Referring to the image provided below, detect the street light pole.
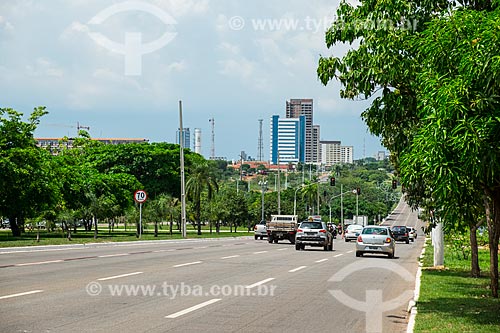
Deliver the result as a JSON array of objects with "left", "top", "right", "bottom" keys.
[
  {"left": 259, "top": 181, "right": 267, "bottom": 222},
  {"left": 356, "top": 191, "right": 359, "bottom": 219},
  {"left": 341, "top": 184, "right": 344, "bottom": 237},
  {"left": 294, "top": 186, "right": 302, "bottom": 216}
]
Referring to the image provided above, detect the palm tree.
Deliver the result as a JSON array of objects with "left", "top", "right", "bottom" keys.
[
  {"left": 301, "top": 182, "right": 319, "bottom": 216},
  {"left": 186, "top": 162, "right": 219, "bottom": 235}
]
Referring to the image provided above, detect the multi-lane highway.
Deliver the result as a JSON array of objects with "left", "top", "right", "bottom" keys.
[{"left": 1, "top": 199, "right": 424, "bottom": 332}]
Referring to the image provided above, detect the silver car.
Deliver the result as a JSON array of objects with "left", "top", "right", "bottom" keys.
[
  {"left": 355, "top": 226, "right": 395, "bottom": 258},
  {"left": 295, "top": 221, "right": 333, "bottom": 251}
]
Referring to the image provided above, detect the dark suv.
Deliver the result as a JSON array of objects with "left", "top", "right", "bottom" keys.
[{"left": 391, "top": 226, "right": 410, "bottom": 244}]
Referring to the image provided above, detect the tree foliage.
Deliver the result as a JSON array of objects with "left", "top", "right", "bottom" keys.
[{"left": 318, "top": 0, "right": 500, "bottom": 296}]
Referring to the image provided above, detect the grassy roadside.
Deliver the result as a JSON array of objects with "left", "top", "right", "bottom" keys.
[
  {"left": 0, "top": 228, "right": 253, "bottom": 247},
  {"left": 414, "top": 240, "right": 500, "bottom": 332}
]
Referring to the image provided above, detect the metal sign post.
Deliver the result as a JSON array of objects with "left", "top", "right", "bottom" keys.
[{"left": 134, "top": 190, "right": 147, "bottom": 238}]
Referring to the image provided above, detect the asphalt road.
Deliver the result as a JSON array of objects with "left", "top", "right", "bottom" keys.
[{"left": 0, "top": 198, "right": 424, "bottom": 333}]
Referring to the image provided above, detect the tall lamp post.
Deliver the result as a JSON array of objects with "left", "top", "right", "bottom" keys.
[
  {"left": 294, "top": 186, "right": 303, "bottom": 216},
  {"left": 259, "top": 180, "right": 267, "bottom": 222}
]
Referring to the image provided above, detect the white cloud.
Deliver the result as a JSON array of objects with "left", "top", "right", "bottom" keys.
[
  {"left": 166, "top": 60, "right": 187, "bottom": 73},
  {"left": 25, "top": 58, "right": 64, "bottom": 78},
  {"left": 218, "top": 58, "right": 254, "bottom": 79},
  {"left": 152, "top": 0, "right": 209, "bottom": 17},
  {"left": 218, "top": 42, "right": 240, "bottom": 55},
  {"left": 0, "top": 15, "right": 14, "bottom": 32},
  {"left": 60, "top": 21, "right": 89, "bottom": 40}
]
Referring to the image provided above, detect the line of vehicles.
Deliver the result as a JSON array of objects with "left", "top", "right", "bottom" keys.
[{"left": 254, "top": 214, "right": 418, "bottom": 258}]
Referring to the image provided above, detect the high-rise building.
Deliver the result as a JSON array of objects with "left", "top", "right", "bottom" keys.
[
  {"left": 312, "top": 125, "right": 321, "bottom": 164},
  {"left": 270, "top": 115, "right": 306, "bottom": 165},
  {"left": 375, "top": 151, "right": 386, "bottom": 161},
  {"left": 320, "top": 140, "right": 342, "bottom": 166},
  {"left": 286, "top": 99, "right": 314, "bottom": 163},
  {"left": 176, "top": 128, "right": 191, "bottom": 149},
  {"left": 341, "top": 146, "right": 354, "bottom": 164},
  {"left": 194, "top": 128, "right": 202, "bottom": 154}
]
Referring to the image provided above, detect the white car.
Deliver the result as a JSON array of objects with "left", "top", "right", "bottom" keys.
[
  {"left": 345, "top": 224, "right": 364, "bottom": 242},
  {"left": 254, "top": 220, "right": 267, "bottom": 240},
  {"left": 407, "top": 227, "right": 417, "bottom": 242}
]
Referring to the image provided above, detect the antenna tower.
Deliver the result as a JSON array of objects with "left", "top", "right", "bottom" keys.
[
  {"left": 209, "top": 118, "right": 215, "bottom": 159},
  {"left": 257, "top": 119, "right": 263, "bottom": 161}
]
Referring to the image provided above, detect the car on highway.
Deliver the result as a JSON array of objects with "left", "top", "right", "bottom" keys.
[
  {"left": 254, "top": 220, "right": 267, "bottom": 240},
  {"left": 344, "top": 224, "right": 364, "bottom": 242},
  {"left": 391, "top": 225, "right": 410, "bottom": 244},
  {"left": 407, "top": 227, "right": 417, "bottom": 242},
  {"left": 356, "top": 226, "right": 395, "bottom": 258},
  {"left": 295, "top": 221, "right": 333, "bottom": 251}
]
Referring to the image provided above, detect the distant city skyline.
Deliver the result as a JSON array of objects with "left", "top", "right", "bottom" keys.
[{"left": 2, "top": 1, "right": 385, "bottom": 160}]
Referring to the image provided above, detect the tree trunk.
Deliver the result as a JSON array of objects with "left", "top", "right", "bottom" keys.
[
  {"left": 9, "top": 217, "right": 21, "bottom": 237},
  {"left": 169, "top": 216, "right": 173, "bottom": 235},
  {"left": 154, "top": 222, "right": 158, "bottom": 237},
  {"left": 469, "top": 223, "right": 480, "bottom": 278},
  {"left": 484, "top": 190, "right": 500, "bottom": 298},
  {"left": 93, "top": 216, "right": 98, "bottom": 239}
]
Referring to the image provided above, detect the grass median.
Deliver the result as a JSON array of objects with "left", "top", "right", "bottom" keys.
[
  {"left": 0, "top": 227, "right": 253, "bottom": 247},
  {"left": 414, "top": 240, "right": 500, "bottom": 332}
]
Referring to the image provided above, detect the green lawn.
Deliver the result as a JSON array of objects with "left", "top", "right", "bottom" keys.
[
  {"left": 0, "top": 228, "right": 253, "bottom": 247},
  {"left": 415, "top": 241, "right": 500, "bottom": 332}
]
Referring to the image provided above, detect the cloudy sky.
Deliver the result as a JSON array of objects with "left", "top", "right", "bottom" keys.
[{"left": 1, "top": 0, "right": 385, "bottom": 161}]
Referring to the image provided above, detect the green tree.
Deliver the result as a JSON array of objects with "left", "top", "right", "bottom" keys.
[
  {"left": 318, "top": 0, "right": 500, "bottom": 296},
  {"left": 0, "top": 107, "right": 60, "bottom": 236},
  {"left": 186, "top": 162, "right": 219, "bottom": 235},
  {"left": 399, "top": 7, "right": 500, "bottom": 295}
]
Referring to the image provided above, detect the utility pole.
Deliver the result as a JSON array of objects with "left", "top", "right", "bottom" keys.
[
  {"left": 277, "top": 153, "right": 281, "bottom": 214},
  {"left": 179, "top": 101, "right": 187, "bottom": 238}
]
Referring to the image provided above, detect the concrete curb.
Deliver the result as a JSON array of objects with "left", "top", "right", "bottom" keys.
[
  {"left": 406, "top": 238, "right": 428, "bottom": 333},
  {"left": 0, "top": 236, "right": 253, "bottom": 254}
]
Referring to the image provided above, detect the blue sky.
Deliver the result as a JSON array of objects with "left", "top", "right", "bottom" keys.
[{"left": 1, "top": 0, "right": 385, "bottom": 161}]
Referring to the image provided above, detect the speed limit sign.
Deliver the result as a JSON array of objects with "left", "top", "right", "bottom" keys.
[{"left": 134, "top": 190, "right": 147, "bottom": 203}]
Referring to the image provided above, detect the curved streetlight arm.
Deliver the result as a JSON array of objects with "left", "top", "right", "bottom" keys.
[{"left": 293, "top": 181, "right": 319, "bottom": 216}]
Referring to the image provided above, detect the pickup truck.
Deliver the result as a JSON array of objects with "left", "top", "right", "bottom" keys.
[
  {"left": 267, "top": 215, "right": 298, "bottom": 244},
  {"left": 254, "top": 220, "right": 267, "bottom": 240}
]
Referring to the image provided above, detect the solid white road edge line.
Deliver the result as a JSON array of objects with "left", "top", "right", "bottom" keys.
[
  {"left": 97, "top": 271, "right": 143, "bottom": 281},
  {"left": 289, "top": 266, "right": 307, "bottom": 273},
  {"left": 173, "top": 261, "right": 202, "bottom": 268},
  {"left": 245, "top": 278, "right": 275, "bottom": 289},
  {"left": 165, "top": 299, "right": 222, "bottom": 319},
  {"left": 0, "top": 290, "right": 43, "bottom": 300}
]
